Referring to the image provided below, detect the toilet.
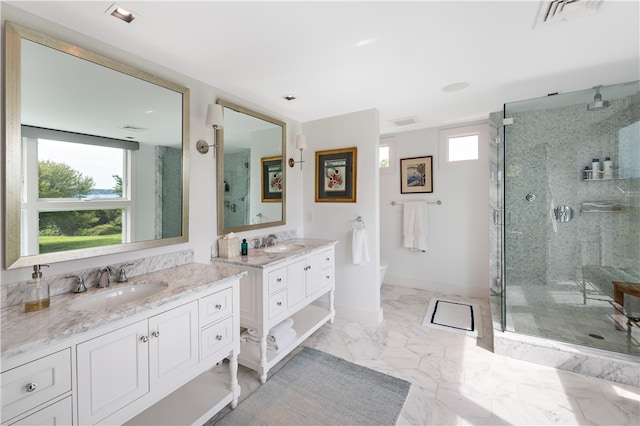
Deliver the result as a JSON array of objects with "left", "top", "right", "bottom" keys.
[{"left": 379, "top": 261, "right": 388, "bottom": 287}]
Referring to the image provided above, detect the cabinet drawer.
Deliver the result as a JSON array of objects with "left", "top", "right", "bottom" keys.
[
  {"left": 201, "top": 316, "right": 234, "bottom": 360},
  {"left": 317, "top": 250, "right": 334, "bottom": 269},
  {"left": 268, "top": 268, "right": 287, "bottom": 294},
  {"left": 1, "top": 349, "right": 71, "bottom": 423},
  {"left": 200, "top": 287, "right": 233, "bottom": 327},
  {"left": 310, "top": 266, "right": 334, "bottom": 294},
  {"left": 9, "top": 396, "right": 72, "bottom": 426},
  {"left": 268, "top": 291, "right": 287, "bottom": 319}
]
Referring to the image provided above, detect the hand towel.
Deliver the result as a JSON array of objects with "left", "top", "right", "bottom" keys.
[
  {"left": 267, "top": 328, "right": 297, "bottom": 352},
  {"left": 403, "top": 201, "right": 428, "bottom": 252},
  {"left": 268, "top": 318, "right": 295, "bottom": 343},
  {"left": 352, "top": 228, "right": 370, "bottom": 265}
]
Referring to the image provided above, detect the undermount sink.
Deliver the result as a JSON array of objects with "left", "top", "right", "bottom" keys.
[
  {"left": 70, "top": 282, "right": 169, "bottom": 311},
  {"left": 263, "top": 243, "right": 306, "bottom": 254}
]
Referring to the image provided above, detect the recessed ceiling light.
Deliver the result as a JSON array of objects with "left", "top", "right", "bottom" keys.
[
  {"left": 106, "top": 3, "right": 137, "bottom": 23},
  {"left": 442, "top": 82, "right": 470, "bottom": 92},
  {"left": 283, "top": 94, "right": 297, "bottom": 101}
]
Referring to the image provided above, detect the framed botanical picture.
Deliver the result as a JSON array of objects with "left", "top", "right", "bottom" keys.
[
  {"left": 315, "top": 147, "right": 357, "bottom": 203},
  {"left": 261, "top": 156, "right": 283, "bottom": 202},
  {"left": 400, "top": 156, "right": 433, "bottom": 194}
]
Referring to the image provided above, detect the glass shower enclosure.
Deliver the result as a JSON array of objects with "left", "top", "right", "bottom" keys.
[{"left": 497, "top": 81, "right": 640, "bottom": 356}]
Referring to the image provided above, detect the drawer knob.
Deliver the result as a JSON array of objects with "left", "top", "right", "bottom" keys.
[
  {"left": 277, "top": 278, "right": 282, "bottom": 282},
  {"left": 326, "top": 275, "right": 330, "bottom": 279},
  {"left": 216, "top": 334, "right": 223, "bottom": 341},
  {"left": 277, "top": 301, "right": 282, "bottom": 306},
  {"left": 215, "top": 304, "right": 223, "bottom": 310},
  {"left": 140, "top": 336, "right": 149, "bottom": 343},
  {"left": 26, "top": 382, "right": 38, "bottom": 392},
  {"left": 152, "top": 331, "right": 160, "bottom": 338}
]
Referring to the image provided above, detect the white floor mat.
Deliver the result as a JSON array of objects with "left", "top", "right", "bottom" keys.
[{"left": 422, "top": 298, "right": 482, "bottom": 337}]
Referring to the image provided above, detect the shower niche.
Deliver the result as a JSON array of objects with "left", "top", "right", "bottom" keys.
[{"left": 491, "top": 80, "right": 640, "bottom": 366}]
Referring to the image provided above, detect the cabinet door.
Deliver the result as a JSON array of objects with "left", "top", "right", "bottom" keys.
[
  {"left": 9, "top": 396, "right": 72, "bottom": 426},
  {"left": 149, "top": 301, "right": 198, "bottom": 387},
  {"left": 286, "top": 259, "right": 306, "bottom": 308},
  {"left": 304, "top": 253, "right": 323, "bottom": 295},
  {"left": 77, "top": 320, "right": 149, "bottom": 425}
]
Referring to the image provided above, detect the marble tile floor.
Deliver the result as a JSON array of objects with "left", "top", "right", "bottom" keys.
[{"left": 210, "top": 284, "right": 640, "bottom": 425}]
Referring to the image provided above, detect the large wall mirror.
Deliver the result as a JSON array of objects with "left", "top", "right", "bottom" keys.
[
  {"left": 4, "top": 21, "right": 190, "bottom": 269},
  {"left": 217, "top": 99, "right": 286, "bottom": 234}
]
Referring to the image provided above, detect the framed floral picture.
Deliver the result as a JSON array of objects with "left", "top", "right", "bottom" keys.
[
  {"left": 315, "top": 147, "right": 357, "bottom": 203},
  {"left": 400, "top": 156, "right": 433, "bottom": 194},
  {"left": 261, "top": 156, "right": 283, "bottom": 202}
]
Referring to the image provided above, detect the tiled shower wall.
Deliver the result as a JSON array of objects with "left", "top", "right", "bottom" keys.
[
  {"left": 503, "top": 91, "right": 639, "bottom": 300},
  {"left": 223, "top": 150, "right": 250, "bottom": 228}
]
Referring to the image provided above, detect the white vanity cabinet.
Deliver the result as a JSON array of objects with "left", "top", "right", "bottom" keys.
[
  {"left": 1, "top": 264, "right": 243, "bottom": 426},
  {"left": 77, "top": 301, "right": 199, "bottom": 425},
  {"left": 235, "top": 245, "right": 336, "bottom": 383}
]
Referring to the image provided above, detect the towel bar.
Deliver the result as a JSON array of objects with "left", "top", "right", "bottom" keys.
[{"left": 391, "top": 200, "right": 442, "bottom": 206}]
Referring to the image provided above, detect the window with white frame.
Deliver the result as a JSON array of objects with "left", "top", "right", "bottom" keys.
[
  {"left": 21, "top": 130, "right": 135, "bottom": 255},
  {"left": 379, "top": 137, "right": 396, "bottom": 175},
  {"left": 438, "top": 124, "right": 487, "bottom": 169}
]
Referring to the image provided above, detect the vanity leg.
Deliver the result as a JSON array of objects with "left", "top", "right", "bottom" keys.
[
  {"left": 259, "top": 337, "right": 268, "bottom": 384},
  {"left": 228, "top": 351, "right": 240, "bottom": 409},
  {"left": 329, "top": 287, "right": 335, "bottom": 325}
]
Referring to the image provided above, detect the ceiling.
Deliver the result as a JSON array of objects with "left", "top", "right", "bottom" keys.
[{"left": 6, "top": 1, "right": 640, "bottom": 134}]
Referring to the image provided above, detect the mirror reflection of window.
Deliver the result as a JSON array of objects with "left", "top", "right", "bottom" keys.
[
  {"left": 22, "top": 136, "right": 133, "bottom": 255},
  {"left": 37, "top": 139, "right": 125, "bottom": 199}
]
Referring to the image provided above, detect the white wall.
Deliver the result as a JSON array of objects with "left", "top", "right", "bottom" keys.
[
  {"left": 301, "top": 109, "right": 382, "bottom": 324},
  {"left": 380, "top": 122, "right": 490, "bottom": 299},
  {"left": 0, "top": 5, "right": 303, "bottom": 285}
]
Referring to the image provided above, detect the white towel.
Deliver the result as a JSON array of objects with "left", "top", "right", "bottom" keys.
[
  {"left": 351, "top": 228, "right": 370, "bottom": 265},
  {"left": 268, "top": 328, "right": 297, "bottom": 352},
  {"left": 403, "top": 201, "right": 428, "bottom": 252},
  {"left": 268, "top": 318, "right": 295, "bottom": 343}
]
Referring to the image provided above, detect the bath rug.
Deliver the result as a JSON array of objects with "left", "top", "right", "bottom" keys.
[
  {"left": 422, "top": 298, "right": 483, "bottom": 337},
  {"left": 213, "top": 346, "right": 411, "bottom": 425}
]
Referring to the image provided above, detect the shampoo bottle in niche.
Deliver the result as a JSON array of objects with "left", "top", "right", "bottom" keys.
[
  {"left": 24, "top": 264, "right": 50, "bottom": 312},
  {"left": 241, "top": 239, "right": 248, "bottom": 256},
  {"left": 591, "top": 158, "right": 600, "bottom": 179},
  {"left": 603, "top": 156, "right": 613, "bottom": 179}
]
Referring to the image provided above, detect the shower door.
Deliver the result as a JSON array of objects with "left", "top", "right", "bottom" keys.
[{"left": 501, "top": 81, "right": 640, "bottom": 356}]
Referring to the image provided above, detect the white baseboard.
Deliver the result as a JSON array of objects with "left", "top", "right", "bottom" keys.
[
  {"left": 384, "top": 274, "right": 488, "bottom": 300},
  {"left": 334, "top": 303, "right": 384, "bottom": 326}
]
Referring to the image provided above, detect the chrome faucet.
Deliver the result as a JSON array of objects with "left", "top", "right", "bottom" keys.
[
  {"left": 66, "top": 275, "right": 87, "bottom": 293},
  {"left": 116, "top": 263, "right": 134, "bottom": 283},
  {"left": 97, "top": 267, "right": 114, "bottom": 288},
  {"left": 266, "top": 234, "right": 278, "bottom": 247}
]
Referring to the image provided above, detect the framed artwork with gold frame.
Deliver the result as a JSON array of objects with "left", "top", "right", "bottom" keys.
[
  {"left": 261, "top": 156, "right": 283, "bottom": 202},
  {"left": 315, "top": 147, "right": 357, "bottom": 203}
]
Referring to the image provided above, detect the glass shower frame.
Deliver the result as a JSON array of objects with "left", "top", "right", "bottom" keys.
[{"left": 498, "top": 81, "right": 640, "bottom": 356}]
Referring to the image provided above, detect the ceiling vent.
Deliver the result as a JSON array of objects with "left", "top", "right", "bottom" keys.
[
  {"left": 390, "top": 116, "right": 420, "bottom": 127},
  {"left": 533, "top": 0, "right": 604, "bottom": 28}
]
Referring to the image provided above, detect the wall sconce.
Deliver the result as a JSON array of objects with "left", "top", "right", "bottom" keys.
[
  {"left": 288, "top": 134, "right": 307, "bottom": 169},
  {"left": 196, "top": 103, "right": 224, "bottom": 156}
]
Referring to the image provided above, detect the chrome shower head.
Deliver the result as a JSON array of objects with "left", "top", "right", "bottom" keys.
[{"left": 587, "top": 85, "right": 610, "bottom": 111}]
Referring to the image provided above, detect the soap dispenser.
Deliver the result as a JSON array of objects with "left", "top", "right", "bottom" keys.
[{"left": 24, "top": 264, "right": 50, "bottom": 312}]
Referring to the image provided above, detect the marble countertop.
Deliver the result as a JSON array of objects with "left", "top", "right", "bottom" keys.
[
  {"left": 1, "top": 263, "right": 246, "bottom": 361},
  {"left": 211, "top": 238, "right": 338, "bottom": 269}
]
